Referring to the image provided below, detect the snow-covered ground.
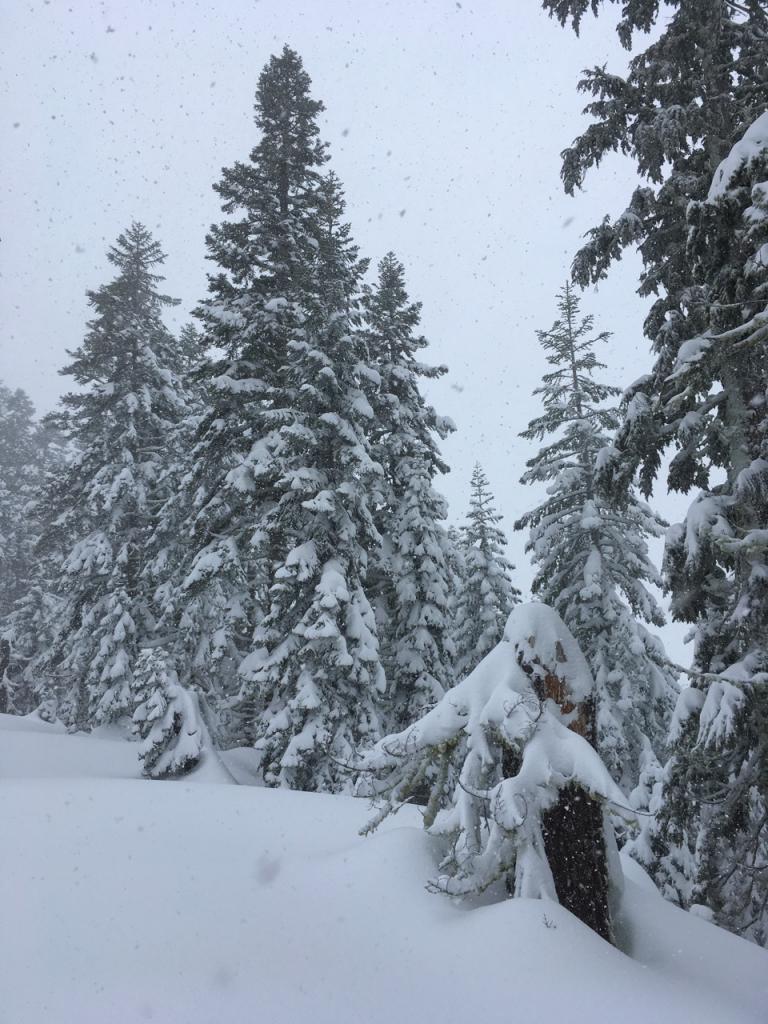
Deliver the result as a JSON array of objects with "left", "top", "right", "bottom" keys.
[{"left": 2, "top": 713, "right": 765, "bottom": 1024}]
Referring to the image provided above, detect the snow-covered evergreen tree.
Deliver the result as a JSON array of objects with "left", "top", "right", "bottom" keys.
[
  {"left": 0, "top": 638, "right": 17, "bottom": 715},
  {"left": 41, "top": 223, "right": 189, "bottom": 729},
  {"left": 630, "top": 113, "right": 768, "bottom": 944},
  {"left": 0, "top": 383, "right": 57, "bottom": 714},
  {"left": 544, "top": 3, "right": 766, "bottom": 404},
  {"left": 515, "top": 286, "right": 677, "bottom": 793},
  {"left": 547, "top": 1, "right": 768, "bottom": 941},
  {"left": 0, "top": 422, "right": 70, "bottom": 716},
  {"left": 444, "top": 523, "right": 466, "bottom": 655},
  {"left": 363, "top": 602, "right": 628, "bottom": 942},
  {"left": 142, "top": 323, "right": 210, "bottom": 706},
  {"left": 362, "top": 253, "right": 456, "bottom": 730},
  {"left": 237, "top": 166, "right": 386, "bottom": 792},
  {"left": 132, "top": 646, "right": 206, "bottom": 778},
  {"left": 453, "top": 464, "right": 520, "bottom": 677},
  {"left": 176, "top": 323, "right": 204, "bottom": 376},
  {"left": 1, "top": 417, "right": 73, "bottom": 717},
  {"left": 0, "top": 383, "right": 40, "bottom": 623},
  {"left": 167, "top": 46, "right": 332, "bottom": 724},
  {"left": 384, "top": 457, "right": 455, "bottom": 729}
]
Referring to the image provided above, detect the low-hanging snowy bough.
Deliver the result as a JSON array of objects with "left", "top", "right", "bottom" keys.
[{"left": 360, "top": 602, "right": 631, "bottom": 942}]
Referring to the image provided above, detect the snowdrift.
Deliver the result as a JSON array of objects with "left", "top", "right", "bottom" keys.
[{"left": 1, "top": 713, "right": 765, "bottom": 1024}]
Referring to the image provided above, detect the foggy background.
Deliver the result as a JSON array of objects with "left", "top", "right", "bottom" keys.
[{"left": 0, "top": 0, "right": 689, "bottom": 663}]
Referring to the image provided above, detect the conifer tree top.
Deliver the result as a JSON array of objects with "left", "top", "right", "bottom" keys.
[
  {"left": 254, "top": 45, "right": 325, "bottom": 142},
  {"left": 521, "top": 282, "right": 618, "bottom": 445},
  {"left": 247, "top": 44, "right": 328, "bottom": 190}
]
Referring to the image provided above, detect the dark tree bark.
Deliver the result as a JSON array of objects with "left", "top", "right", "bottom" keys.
[
  {"left": 517, "top": 641, "right": 614, "bottom": 941},
  {"left": 542, "top": 782, "right": 612, "bottom": 942}
]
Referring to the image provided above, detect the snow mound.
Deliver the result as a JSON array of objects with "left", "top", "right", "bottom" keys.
[{"left": 1, "top": 713, "right": 766, "bottom": 1024}]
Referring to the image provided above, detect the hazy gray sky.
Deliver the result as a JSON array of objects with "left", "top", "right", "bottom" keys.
[{"left": 0, "top": 0, "right": 690, "bottom": 661}]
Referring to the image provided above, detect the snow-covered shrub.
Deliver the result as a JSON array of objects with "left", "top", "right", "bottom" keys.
[
  {"left": 132, "top": 648, "right": 205, "bottom": 779},
  {"left": 32, "top": 698, "right": 59, "bottom": 725},
  {"left": 362, "top": 602, "right": 628, "bottom": 941}
]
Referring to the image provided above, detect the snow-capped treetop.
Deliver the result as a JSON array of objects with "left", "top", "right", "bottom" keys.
[
  {"left": 365, "top": 601, "right": 624, "bottom": 805},
  {"left": 362, "top": 252, "right": 452, "bottom": 472},
  {"left": 132, "top": 646, "right": 207, "bottom": 779}
]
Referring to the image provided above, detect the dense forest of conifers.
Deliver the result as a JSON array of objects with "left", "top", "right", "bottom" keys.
[{"left": 1, "top": 1, "right": 767, "bottom": 947}]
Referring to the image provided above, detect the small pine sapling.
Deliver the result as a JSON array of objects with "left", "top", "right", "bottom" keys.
[
  {"left": 132, "top": 647, "right": 205, "bottom": 779},
  {"left": 454, "top": 463, "right": 520, "bottom": 677}
]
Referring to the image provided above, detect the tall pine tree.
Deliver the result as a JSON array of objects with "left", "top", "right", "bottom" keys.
[
  {"left": 168, "top": 46, "right": 333, "bottom": 726},
  {"left": 238, "top": 170, "right": 386, "bottom": 792},
  {"left": 362, "top": 253, "right": 456, "bottom": 730},
  {"left": 631, "top": 113, "right": 768, "bottom": 944},
  {"left": 41, "top": 223, "right": 190, "bottom": 728},
  {"left": 515, "top": 285, "right": 677, "bottom": 793},
  {"left": 546, "top": 0, "right": 768, "bottom": 940},
  {"left": 182, "top": 47, "right": 388, "bottom": 787}
]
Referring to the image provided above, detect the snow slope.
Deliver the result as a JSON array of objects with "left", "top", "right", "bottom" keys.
[{"left": 1, "top": 713, "right": 765, "bottom": 1024}]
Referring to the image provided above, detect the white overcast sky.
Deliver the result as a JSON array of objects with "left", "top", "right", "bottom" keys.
[{"left": 0, "top": 0, "right": 690, "bottom": 662}]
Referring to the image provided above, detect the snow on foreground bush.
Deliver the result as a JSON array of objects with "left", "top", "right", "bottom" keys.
[
  {"left": 132, "top": 647, "right": 207, "bottom": 778},
  {"left": 362, "top": 602, "right": 630, "bottom": 941}
]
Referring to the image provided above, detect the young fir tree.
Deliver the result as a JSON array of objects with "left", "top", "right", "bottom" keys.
[
  {"left": 132, "top": 646, "right": 206, "bottom": 778},
  {"left": 630, "top": 114, "right": 768, "bottom": 944},
  {"left": 41, "top": 224, "right": 189, "bottom": 729},
  {"left": 362, "top": 602, "right": 628, "bottom": 943},
  {"left": 176, "top": 323, "right": 204, "bottom": 376},
  {"left": 453, "top": 463, "right": 520, "bottom": 678},
  {"left": 361, "top": 253, "right": 456, "bottom": 730},
  {"left": 444, "top": 523, "right": 467, "bottom": 652},
  {"left": 238, "top": 170, "right": 386, "bottom": 792},
  {"left": 166, "top": 46, "right": 332, "bottom": 725},
  {"left": 515, "top": 285, "right": 678, "bottom": 793},
  {"left": 546, "top": 1, "right": 768, "bottom": 941}
]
